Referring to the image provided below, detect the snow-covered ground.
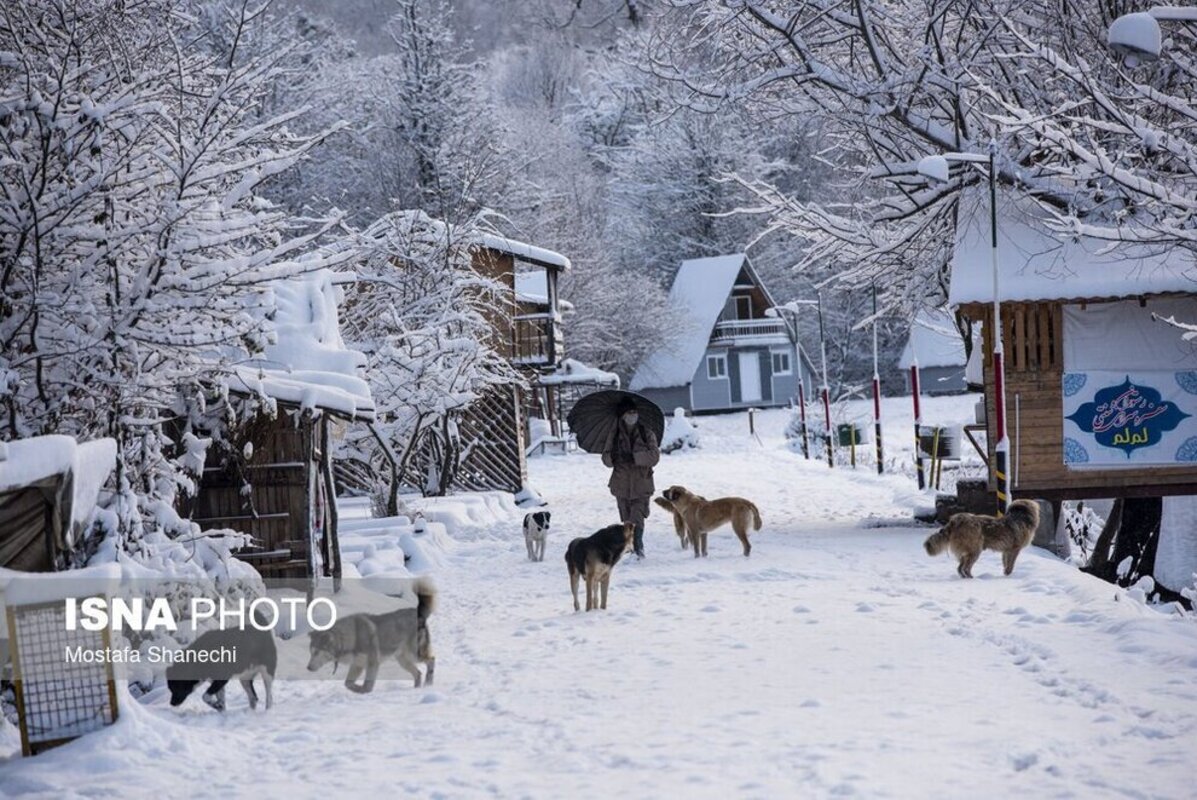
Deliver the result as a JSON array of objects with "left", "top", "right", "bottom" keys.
[{"left": 3, "top": 395, "right": 1196, "bottom": 799}]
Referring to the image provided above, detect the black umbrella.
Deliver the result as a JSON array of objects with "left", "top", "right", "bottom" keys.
[{"left": 567, "top": 390, "right": 665, "bottom": 454}]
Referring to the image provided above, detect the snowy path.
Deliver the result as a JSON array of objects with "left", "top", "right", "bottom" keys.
[{"left": 2, "top": 400, "right": 1196, "bottom": 799}]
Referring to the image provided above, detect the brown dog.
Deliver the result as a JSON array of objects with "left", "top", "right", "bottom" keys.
[
  {"left": 658, "top": 486, "right": 761, "bottom": 558},
  {"left": 653, "top": 495, "right": 690, "bottom": 550},
  {"left": 924, "top": 499, "right": 1041, "bottom": 578}
]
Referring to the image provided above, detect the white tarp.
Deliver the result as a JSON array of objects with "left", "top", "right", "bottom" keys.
[{"left": 1063, "top": 298, "right": 1197, "bottom": 371}]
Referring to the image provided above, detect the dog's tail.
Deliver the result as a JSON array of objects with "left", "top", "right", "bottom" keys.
[
  {"left": 750, "top": 503, "right": 762, "bottom": 531},
  {"left": 412, "top": 576, "right": 436, "bottom": 622},
  {"left": 924, "top": 527, "right": 950, "bottom": 556}
]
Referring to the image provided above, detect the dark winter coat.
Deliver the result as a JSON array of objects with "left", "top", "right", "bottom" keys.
[{"left": 601, "top": 421, "right": 660, "bottom": 499}]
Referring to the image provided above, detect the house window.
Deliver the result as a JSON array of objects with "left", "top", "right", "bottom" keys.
[
  {"left": 707, "top": 354, "right": 727, "bottom": 379},
  {"left": 771, "top": 350, "right": 792, "bottom": 375},
  {"left": 735, "top": 295, "right": 752, "bottom": 320}
]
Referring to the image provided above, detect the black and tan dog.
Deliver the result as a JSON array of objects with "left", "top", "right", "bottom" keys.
[
  {"left": 564, "top": 522, "right": 635, "bottom": 612},
  {"left": 657, "top": 485, "right": 761, "bottom": 558},
  {"left": 924, "top": 499, "right": 1041, "bottom": 578}
]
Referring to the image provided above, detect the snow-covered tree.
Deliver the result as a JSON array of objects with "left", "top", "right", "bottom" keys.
[
  {"left": 338, "top": 211, "right": 519, "bottom": 507},
  {"left": 269, "top": 0, "right": 510, "bottom": 225},
  {"left": 0, "top": 0, "right": 345, "bottom": 536},
  {"left": 650, "top": 0, "right": 1197, "bottom": 314}
]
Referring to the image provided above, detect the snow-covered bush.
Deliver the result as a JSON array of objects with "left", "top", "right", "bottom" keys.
[
  {"left": 660, "top": 408, "right": 700, "bottom": 454},
  {"left": 1062, "top": 501, "right": 1106, "bottom": 564}
]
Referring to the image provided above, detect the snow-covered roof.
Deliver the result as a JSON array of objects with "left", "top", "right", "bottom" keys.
[
  {"left": 232, "top": 270, "right": 375, "bottom": 420},
  {"left": 631, "top": 254, "right": 749, "bottom": 391},
  {"left": 898, "top": 309, "right": 973, "bottom": 369},
  {"left": 358, "top": 211, "right": 570, "bottom": 271},
  {"left": 537, "top": 359, "right": 619, "bottom": 387},
  {"left": 0, "top": 435, "right": 116, "bottom": 543},
  {"left": 948, "top": 191, "right": 1197, "bottom": 306},
  {"left": 515, "top": 270, "right": 549, "bottom": 305},
  {"left": 480, "top": 234, "right": 570, "bottom": 271}
]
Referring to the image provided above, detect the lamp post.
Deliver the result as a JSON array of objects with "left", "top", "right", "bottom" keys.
[
  {"left": 1107, "top": 6, "right": 1197, "bottom": 66},
  {"left": 767, "top": 300, "right": 818, "bottom": 460},
  {"left": 917, "top": 142, "right": 1009, "bottom": 513},
  {"left": 871, "top": 284, "right": 884, "bottom": 475}
]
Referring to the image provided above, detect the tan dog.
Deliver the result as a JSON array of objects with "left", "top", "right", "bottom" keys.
[
  {"left": 659, "top": 485, "right": 761, "bottom": 558},
  {"left": 565, "top": 522, "right": 636, "bottom": 611},
  {"left": 653, "top": 495, "right": 690, "bottom": 550},
  {"left": 924, "top": 499, "right": 1041, "bottom": 578}
]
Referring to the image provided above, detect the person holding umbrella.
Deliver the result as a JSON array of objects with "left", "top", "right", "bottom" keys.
[{"left": 601, "top": 396, "right": 660, "bottom": 559}]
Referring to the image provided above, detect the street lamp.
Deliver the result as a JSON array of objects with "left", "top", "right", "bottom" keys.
[
  {"left": 917, "top": 142, "right": 1010, "bottom": 513},
  {"left": 767, "top": 300, "right": 818, "bottom": 461},
  {"left": 870, "top": 284, "right": 884, "bottom": 475},
  {"left": 1107, "top": 6, "right": 1197, "bottom": 67}
]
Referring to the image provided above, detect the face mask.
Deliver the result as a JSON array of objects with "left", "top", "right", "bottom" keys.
[{"left": 623, "top": 412, "right": 639, "bottom": 426}]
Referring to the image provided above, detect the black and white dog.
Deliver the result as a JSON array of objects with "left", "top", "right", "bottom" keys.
[
  {"left": 523, "top": 511, "right": 551, "bottom": 562},
  {"left": 166, "top": 625, "right": 277, "bottom": 712}
]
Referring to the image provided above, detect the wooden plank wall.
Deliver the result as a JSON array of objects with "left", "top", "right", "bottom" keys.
[
  {"left": 470, "top": 249, "right": 516, "bottom": 360},
  {"left": 191, "top": 412, "right": 314, "bottom": 579}
]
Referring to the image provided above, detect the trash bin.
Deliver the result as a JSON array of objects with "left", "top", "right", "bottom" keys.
[
  {"left": 837, "top": 422, "right": 869, "bottom": 447},
  {"left": 917, "top": 425, "right": 962, "bottom": 460}
]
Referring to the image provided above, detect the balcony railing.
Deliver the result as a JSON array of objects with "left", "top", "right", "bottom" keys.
[
  {"left": 710, "top": 318, "right": 789, "bottom": 343},
  {"left": 514, "top": 316, "right": 562, "bottom": 365}
]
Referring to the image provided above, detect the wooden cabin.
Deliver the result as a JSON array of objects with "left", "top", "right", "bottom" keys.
[
  {"left": 450, "top": 235, "right": 571, "bottom": 492},
  {"left": 184, "top": 271, "right": 375, "bottom": 581},
  {"left": 950, "top": 194, "right": 1197, "bottom": 502}
]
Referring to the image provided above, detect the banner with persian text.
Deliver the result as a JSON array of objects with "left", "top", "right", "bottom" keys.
[{"left": 1062, "top": 371, "right": 1197, "bottom": 467}]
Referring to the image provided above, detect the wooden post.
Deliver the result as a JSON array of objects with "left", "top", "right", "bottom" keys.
[
  {"left": 930, "top": 426, "right": 942, "bottom": 491},
  {"left": 321, "top": 416, "right": 342, "bottom": 591},
  {"left": 849, "top": 424, "right": 857, "bottom": 468}
]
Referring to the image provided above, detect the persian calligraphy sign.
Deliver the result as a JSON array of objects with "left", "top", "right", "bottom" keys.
[{"left": 1063, "top": 371, "right": 1197, "bottom": 467}]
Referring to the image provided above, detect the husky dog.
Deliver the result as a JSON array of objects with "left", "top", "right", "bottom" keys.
[
  {"left": 167, "top": 625, "right": 277, "bottom": 712},
  {"left": 924, "top": 499, "right": 1041, "bottom": 578},
  {"left": 659, "top": 485, "right": 762, "bottom": 558},
  {"left": 306, "top": 578, "right": 436, "bottom": 692},
  {"left": 565, "top": 522, "right": 635, "bottom": 612},
  {"left": 523, "top": 511, "right": 551, "bottom": 562}
]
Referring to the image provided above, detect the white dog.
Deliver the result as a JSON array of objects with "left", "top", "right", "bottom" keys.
[{"left": 523, "top": 511, "right": 551, "bottom": 561}]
